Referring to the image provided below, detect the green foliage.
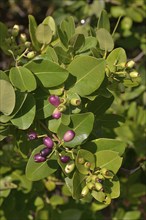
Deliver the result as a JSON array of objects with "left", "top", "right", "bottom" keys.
[{"left": 0, "top": 1, "right": 145, "bottom": 219}]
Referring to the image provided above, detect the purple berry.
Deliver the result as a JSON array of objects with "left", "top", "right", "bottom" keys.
[
  {"left": 63, "top": 130, "right": 75, "bottom": 142},
  {"left": 49, "top": 95, "right": 60, "bottom": 107},
  {"left": 52, "top": 109, "right": 61, "bottom": 119},
  {"left": 60, "top": 155, "right": 70, "bottom": 163},
  {"left": 27, "top": 131, "right": 37, "bottom": 140},
  {"left": 34, "top": 153, "right": 46, "bottom": 163},
  {"left": 43, "top": 136, "right": 54, "bottom": 148},
  {"left": 40, "top": 147, "right": 52, "bottom": 157}
]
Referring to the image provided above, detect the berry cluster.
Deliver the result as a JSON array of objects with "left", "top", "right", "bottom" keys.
[
  {"left": 81, "top": 167, "right": 114, "bottom": 204},
  {"left": 27, "top": 129, "right": 75, "bottom": 163},
  {"left": 48, "top": 94, "right": 81, "bottom": 119}
]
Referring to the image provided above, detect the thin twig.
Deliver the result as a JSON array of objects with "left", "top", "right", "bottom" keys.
[{"left": 132, "top": 51, "right": 145, "bottom": 62}]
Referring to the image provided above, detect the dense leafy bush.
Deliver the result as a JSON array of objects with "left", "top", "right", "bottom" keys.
[{"left": 0, "top": 1, "right": 146, "bottom": 220}]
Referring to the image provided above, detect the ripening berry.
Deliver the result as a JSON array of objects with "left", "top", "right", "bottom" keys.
[
  {"left": 60, "top": 155, "right": 70, "bottom": 163},
  {"left": 43, "top": 136, "right": 54, "bottom": 149},
  {"left": 52, "top": 109, "right": 61, "bottom": 119},
  {"left": 65, "top": 161, "right": 75, "bottom": 173},
  {"left": 34, "top": 153, "right": 46, "bottom": 163},
  {"left": 49, "top": 95, "right": 60, "bottom": 107},
  {"left": 40, "top": 147, "right": 52, "bottom": 157},
  {"left": 27, "top": 131, "right": 37, "bottom": 140},
  {"left": 63, "top": 130, "right": 75, "bottom": 142}
]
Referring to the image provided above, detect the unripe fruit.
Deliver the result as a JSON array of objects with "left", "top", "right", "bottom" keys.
[
  {"left": 27, "top": 51, "right": 35, "bottom": 59},
  {"left": 52, "top": 109, "right": 61, "bottom": 119},
  {"left": 12, "top": 24, "right": 19, "bottom": 36},
  {"left": 20, "top": 33, "right": 27, "bottom": 42},
  {"left": 60, "top": 155, "right": 70, "bottom": 163},
  {"left": 81, "top": 185, "right": 89, "bottom": 197},
  {"left": 101, "top": 168, "right": 108, "bottom": 175},
  {"left": 27, "top": 131, "right": 37, "bottom": 140},
  {"left": 129, "top": 71, "right": 139, "bottom": 78},
  {"left": 63, "top": 130, "right": 75, "bottom": 142},
  {"left": 43, "top": 137, "right": 54, "bottom": 149},
  {"left": 49, "top": 95, "right": 60, "bottom": 107},
  {"left": 126, "top": 60, "right": 135, "bottom": 68},
  {"left": 103, "top": 170, "right": 114, "bottom": 179},
  {"left": 70, "top": 98, "right": 81, "bottom": 106},
  {"left": 115, "top": 62, "right": 126, "bottom": 68},
  {"left": 97, "top": 174, "right": 105, "bottom": 180},
  {"left": 34, "top": 153, "right": 46, "bottom": 162},
  {"left": 25, "top": 41, "right": 31, "bottom": 48},
  {"left": 91, "top": 175, "right": 97, "bottom": 182},
  {"left": 65, "top": 161, "right": 75, "bottom": 173},
  {"left": 87, "top": 182, "right": 94, "bottom": 190},
  {"left": 78, "top": 157, "right": 85, "bottom": 164},
  {"left": 40, "top": 147, "right": 52, "bottom": 157},
  {"left": 57, "top": 104, "right": 67, "bottom": 112},
  {"left": 95, "top": 182, "right": 103, "bottom": 191},
  {"left": 84, "top": 162, "right": 91, "bottom": 169}
]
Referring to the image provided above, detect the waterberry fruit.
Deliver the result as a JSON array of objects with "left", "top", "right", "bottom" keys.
[
  {"left": 57, "top": 104, "right": 67, "bottom": 112},
  {"left": 78, "top": 157, "right": 85, "bottom": 164},
  {"left": 95, "top": 182, "right": 102, "bottom": 191},
  {"left": 60, "top": 155, "right": 70, "bottom": 163},
  {"left": 40, "top": 147, "right": 52, "bottom": 157},
  {"left": 34, "top": 153, "right": 46, "bottom": 163},
  {"left": 81, "top": 185, "right": 89, "bottom": 197},
  {"left": 63, "top": 130, "right": 75, "bottom": 142},
  {"left": 27, "top": 131, "right": 37, "bottom": 140},
  {"left": 70, "top": 98, "right": 81, "bottom": 106},
  {"left": 65, "top": 161, "right": 75, "bottom": 173},
  {"left": 49, "top": 95, "right": 60, "bottom": 107},
  {"left": 43, "top": 136, "right": 54, "bottom": 148},
  {"left": 84, "top": 162, "right": 91, "bottom": 169},
  {"left": 87, "top": 182, "right": 94, "bottom": 190},
  {"left": 27, "top": 51, "right": 35, "bottom": 59},
  {"left": 129, "top": 71, "right": 139, "bottom": 78},
  {"left": 126, "top": 60, "right": 135, "bottom": 68},
  {"left": 52, "top": 109, "right": 61, "bottom": 119}
]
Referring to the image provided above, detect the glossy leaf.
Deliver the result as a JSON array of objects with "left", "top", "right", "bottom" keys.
[
  {"left": 68, "top": 56, "right": 105, "bottom": 97},
  {"left": 76, "top": 149, "right": 95, "bottom": 174},
  {"left": 97, "top": 10, "right": 110, "bottom": 32},
  {"left": 43, "top": 16, "right": 56, "bottom": 35},
  {"left": 96, "top": 28, "right": 114, "bottom": 52},
  {"left": 0, "top": 79, "right": 15, "bottom": 115},
  {"left": 26, "top": 145, "right": 58, "bottom": 181},
  {"left": 61, "top": 16, "right": 75, "bottom": 41},
  {"left": 95, "top": 150, "right": 123, "bottom": 174},
  {"left": 106, "top": 48, "right": 127, "bottom": 72},
  {"left": 28, "top": 15, "right": 41, "bottom": 51},
  {"left": 57, "top": 112, "right": 94, "bottom": 148},
  {"left": 10, "top": 66, "right": 37, "bottom": 92},
  {"left": 36, "top": 23, "right": 53, "bottom": 44},
  {"left": 87, "top": 138, "right": 126, "bottom": 156},
  {"left": 26, "top": 59, "right": 69, "bottom": 88},
  {"left": 72, "top": 171, "right": 86, "bottom": 199},
  {"left": 11, "top": 93, "right": 36, "bottom": 130}
]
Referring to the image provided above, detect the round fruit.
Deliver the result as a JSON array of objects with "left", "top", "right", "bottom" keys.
[
  {"left": 27, "top": 51, "right": 35, "bottom": 59},
  {"left": 57, "top": 104, "right": 67, "bottom": 112},
  {"left": 78, "top": 157, "right": 85, "bottom": 164},
  {"left": 95, "top": 182, "right": 102, "bottom": 191},
  {"left": 70, "top": 98, "right": 81, "bottom": 106},
  {"left": 65, "top": 161, "right": 75, "bottom": 173},
  {"left": 129, "top": 71, "right": 139, "bottom": 78},
  {"left": 40, "top": 147, "right": 52, "bottom": 157},
  {"left": 63, "top": 130, "right": 75, "bottom": 142},
  {"left": 126, "top": 60, "right": 135, "bottom": 68},
  {"left": 60, "top": 155, "right": 70, "bottom": 163},
  {"left": 43, "top": 136, "right": 54, "bottom": 148},
  {"left": 27, "top": 131, "right": 37, "bottom": 140},
  {"left": 52, "top": 109, "right": 61, "bottom": 119},
  {"left": 49, "top": 95, "right": 60, "bottom": 107},
  {"left": 34, "top": 153, "right": 46, "bottom": 163}
]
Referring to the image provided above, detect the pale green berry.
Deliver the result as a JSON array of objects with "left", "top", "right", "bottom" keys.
[
  {"left": 81, "top": 185, "right": 89, "bottom": 197},
  {"left": 65, "top": 161, "right": 75, "bottom": 173},
  {"left": 95, "top": 182, "right": 103, "bottom": 191},
  {"left": 126, "top": 60, "right": 135, "bottom": 68},
  {"left": 129, "top": 71, "right": 139, "bottom": 78}
]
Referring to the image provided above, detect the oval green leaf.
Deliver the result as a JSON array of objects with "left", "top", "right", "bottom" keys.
[
  {"left": 36, "top": 23, "right": 53, "bottom": 44},
  {"left": 10, "top": 66, "right": 37, "bottom": 92},
  {"left": 26, "top": 145, "right": 58, "bottom": 181},
  {"left": 26, "top": 59, "right": 69, "bottom": 88},
  {"left": 67, "top": 56, "right": 105, "bottom": 97},
  {"left": 11, "top": 93, "right": 36, "bottom": 130},
  {"left": 96, "top": 28, "right": 114, "bottom": 52},
  {"left": 0, "top": 79, "right": 15, "bottom": 115}
]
